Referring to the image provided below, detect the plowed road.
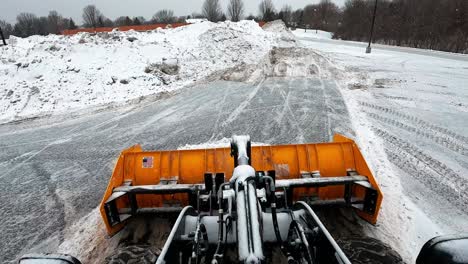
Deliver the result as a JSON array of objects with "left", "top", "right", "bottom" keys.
[
  {"left": 0, "top": 77, "right": 352, "bottom": 263},
  {"left": 2, "top": 37, "right": 468, "bottom": 263}
]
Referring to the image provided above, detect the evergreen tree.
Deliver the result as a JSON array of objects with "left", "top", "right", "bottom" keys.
[{"left": 69, "top": 18, "right": 77, "bottom": 29}]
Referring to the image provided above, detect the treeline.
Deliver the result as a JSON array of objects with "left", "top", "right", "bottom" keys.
[
  {"left": 260, "top": 0, "right": 468, "bottom": 53},
  {"left": 0, "top": 11, "right": 77, "bottom": 38},
  {"left": 0, "top": 0, "right": 243, "bottom": 39},
  {"left": 1, "top": 0, "right": 467, "bottom": 53},
  {"left": 336, "top": 0, "right": 468, "bottom": 53},
  {"left": 0, "top": 5, "right": 188, "bottom": 38}
]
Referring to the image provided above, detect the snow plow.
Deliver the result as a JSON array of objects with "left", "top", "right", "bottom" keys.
[
  {"left": 19, "top": 134, "right": 468, "bottom": 264},
  {"left": 99, "top": 134, "right": 382, "bottom": 263}
]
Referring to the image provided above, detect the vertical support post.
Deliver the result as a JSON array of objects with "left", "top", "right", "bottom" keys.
[
  {"left": 128, "top": 193, "right": 138, "bottom": 215},
  {"left": 366, "top": 0, "right": 378, "bottom": 54},
  {"left": 0, "top": 26, "right": 7, "bottom": 46}
]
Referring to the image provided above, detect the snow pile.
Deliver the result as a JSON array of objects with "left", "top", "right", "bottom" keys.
[
  {"left": 178, "top": 137, "right": 268, "bottom": 150},
  {"left": 186, "top": 18, "right": 208, "bottom": 24},
  {"left": 0, "top": 21, "right": 285, "bottom": 123},
  {"left": 262, "top": 20, "right": 296, "bottom": 45},
  {"left": 292, "top": 29, "right": 333, "bottom": 40},
  {"left": 57, "top": 208, "right": 111, "bottom": 263}
]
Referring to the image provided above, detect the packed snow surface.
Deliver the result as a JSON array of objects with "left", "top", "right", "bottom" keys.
[
  {"left": 0, "top": 21, "right": 284, "bottom": 123},
  {"left": 294, "top": 36, "right": 468, "bottom": 262},
  {"left": 2, "top": 18, "right": 468, "bottom": 264}
]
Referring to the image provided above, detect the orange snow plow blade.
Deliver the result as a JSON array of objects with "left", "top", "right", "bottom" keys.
[{"left": 100, "top": 134, "right": 382, "bottom": 236}]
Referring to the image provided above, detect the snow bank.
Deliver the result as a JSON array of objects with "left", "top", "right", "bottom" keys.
[
  {"left": 0, "top": 21, "right": 286, "bottom": 123},
  {"left": 262, "top": 20, "right": 296, "bottom": 45},
  {"left": 177, "top": 137, "right": 268, "bottom": 150},
  {"left": 185, "top": 18, "right": 208, "bottom": 24},
  {"left": 292, "top": 29, "right": 333, "bottom": 40},
  {"left": 57, "top": 208, "right": 107, "bottom": 262}
]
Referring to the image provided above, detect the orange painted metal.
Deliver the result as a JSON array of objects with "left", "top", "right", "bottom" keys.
[{"left": 100, "top": 134, "right": 382, "bottom": 235}]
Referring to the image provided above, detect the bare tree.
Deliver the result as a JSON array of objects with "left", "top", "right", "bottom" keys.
[
  {"left": 103, "top": 18, "right": 114, "bottom": 27},
  {"left": 36, "top": 17, "right": 49, "bottom": 35},
  {"left": 202, "top": 0, "right": 223, "bottom": 22},
  {"left": 259, "top": 0, "right": 276, "bottom": 22},
  {"left": 0, "top": 20, "right": 13, "bottom": 40},
  {"left": 124, "top": 16, "right": 132, "bottom": 26},
  {"left": 246, "top": 14, "right": 257, "bottom": 20},
  {"left": 47, "top": 11, "right": 63, "bottom": 34},
  {"left": 191, "top": 12, "right": 206, "bottom": 19},
  {"left": 176, "top": 16, "right": 187, "bottom": 23},
  {"left": 315, "top": 0, "right": 339, "bottom": 32},
  {"left": 303, "top": 5, "right": 317, "bottom": 29},
  {"left": 115, "top": 16, "right": 129, "bottom": 26},
  {"left": 97, "top": 16, "right": 105, "bottom": 27},
  {"left": 15, "top": 13, "right": 37, "bottom": 37},
  {"left": 228, "top": 0, "right": 244, "bottom": 22},
  {"left": 135, "top": 16, "right": 147, "bottom": 24},
  {"left": 115, "top": 16, "right": 144, "bottom": 26},
  {"left": 278, "top": 5, "right": 292, "bottom": 26},
  {"left": 82, "top": 5, "right": 102, "bottom": 28},
  {"left": 333, "top": 0, "right": 468, "bottom": 53},
  {"left": 291, "top": 9, "right": 304, "bottom": 27},
  {"left": 133, "top": 17, "right": 142, "bottom": 25},
  {"left": 152, "top": 10, "right": 176, "bottom": 23}
]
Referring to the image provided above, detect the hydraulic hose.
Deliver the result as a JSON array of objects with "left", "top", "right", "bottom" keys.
[
  {"left": 212, "top": 182, "right": 229, "bottom": 263},
  {"left": 290, "top": 220, "right": 314, "bottom": 264},
  {"left": 191, "top": 222, "right": 209, "bottom": 263},
  {"left": 263, "top": 176, "right": 283, "bottom": 245},
  {"left": 271, "top": 205, "right": 283, "bottom": 244}
]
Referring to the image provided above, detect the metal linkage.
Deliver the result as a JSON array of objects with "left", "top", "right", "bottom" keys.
[
  {"left": 105, "top": 135, "right": 379, "bottom": 264},
  {"left": 190, "top": 220, "right": 209, "bottom": 264},
  {"left": 275, "top": 175, "right": 368, "bottom": 188},
  {"left": 112, "top": 183, "right": 205, "bottom": 194},
  {"left": 109, "top": 175, "right": 368, "bottom": 196},
  {"left": 294, "top": 201, "right": 352, "bottom": 264}
]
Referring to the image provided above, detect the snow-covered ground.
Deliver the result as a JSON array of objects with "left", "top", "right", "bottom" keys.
[
  {"left": 292, "top": 28, "right": 333, "bottom": 40},
  {"left": 293, "top": 31, "right": 468, "bottom": 262},
  {"left": 1, "top": 20, "right": 467, "bottom": 264},
  {"left": 0, "top": 21, "right": 293, "bottom": 123},
  {"left": 177, "top": 137, "right": 268, "bottom": 150}
]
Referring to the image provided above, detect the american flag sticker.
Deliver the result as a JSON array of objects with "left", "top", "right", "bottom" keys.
[{"left": 142, "top": 157, "right": 153, "bottom": 168}]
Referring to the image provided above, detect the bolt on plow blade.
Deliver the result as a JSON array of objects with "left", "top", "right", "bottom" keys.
[{"left": 100, "top": 134, "right": 382, "bottom": 263}]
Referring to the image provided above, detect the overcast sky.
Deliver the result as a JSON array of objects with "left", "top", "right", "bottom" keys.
[{"left": 1, "top": 0, "right": 345, "bottom": 24}]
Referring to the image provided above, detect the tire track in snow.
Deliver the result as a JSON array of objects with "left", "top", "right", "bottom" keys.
[
  {"left": 374, "top": 128, "right": 468, "bottom": 213},
  {"left": 23, "top": 163, "right": 67, "bottom": 253},
  {"left": 278, "top": 85, "right": 306, "bottom": 142},
  {"left": 221, "top": 78, "right": 265, "bottom": 127},
  {"left": 208, "top": 84, "right": 230, "bottom": 142},
  {"left": 364, "top": 111, "right": 468, "bottom": 156},
  {"left": 1, "top": 103, "right": 150, "bottom": 172},
  {"left": 0, "top": 138, "right": 71, "bottom": 179},
  {"left": 320, "top": 79, "right": 333, "bottom": 140},
  {"left": 360, "top": 101, "right": 468, "bottom": 145}
]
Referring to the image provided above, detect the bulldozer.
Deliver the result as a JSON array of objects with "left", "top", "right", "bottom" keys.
[{"left": 20, "top": 135, "right": 468, "bottom": 264}]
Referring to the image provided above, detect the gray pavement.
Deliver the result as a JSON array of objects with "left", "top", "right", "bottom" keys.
[{"left": 0, "top": 77, "right": 352, "bottom": 263}]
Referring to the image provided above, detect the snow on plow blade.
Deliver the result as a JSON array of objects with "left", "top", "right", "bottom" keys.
[{"left": 100, "top": 134, "right": 382, "bottom": 236}]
